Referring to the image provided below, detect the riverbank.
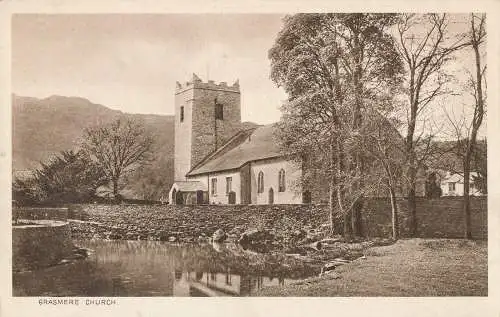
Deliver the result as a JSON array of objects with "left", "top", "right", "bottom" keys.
[
  {"left": 67, "top": 203, "right": 333, "bottom": 247},
  {"left": 254, "top": 238, "right": 488, "bottom": 296}
]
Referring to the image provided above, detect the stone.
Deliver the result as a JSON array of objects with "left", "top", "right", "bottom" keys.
[
  {"left": 238, "top": 228, "right": 274, "bottom": 245},
  {"left": 322, "top": 260, "right": 347, "bottom": 272},
  {"left": 212, "top": 229, "right": 227, "bottom": 243}
]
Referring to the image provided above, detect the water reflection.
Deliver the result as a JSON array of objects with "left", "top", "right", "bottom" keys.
[
  {"left": 13, "top": 240, "right": 316, "bottom": 297},
  {"left": 173, "top": 270, "right": 288, "bottom": 297}
]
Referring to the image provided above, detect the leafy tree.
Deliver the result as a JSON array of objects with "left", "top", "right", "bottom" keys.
[
  {"left": 269, "top": 13, "right": 404, "bottom": 238},
  {"left": 13, "top": 150, "right": 106, "bottom": 205},
  {"left": 81, "top": 117, "right": 155, "bottom": 201}
]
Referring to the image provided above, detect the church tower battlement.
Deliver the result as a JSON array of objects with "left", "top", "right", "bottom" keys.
[{"left": 174, "top": 73, "right": 242, "bottom": 181}]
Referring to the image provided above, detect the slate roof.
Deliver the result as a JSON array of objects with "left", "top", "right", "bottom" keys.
[
  {"left": 187, "top": 124, "right": 282, "bottom": 176},
  {"left": 172, "top": 181, "right": 206, "bottom": 192}
]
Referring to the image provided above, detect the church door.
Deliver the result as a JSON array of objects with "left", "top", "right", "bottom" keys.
[
  {"left": 171, "top": 189, "right": 177, "bottom": 205},
  {"left": 196, "top": 190, "right": 204, "bottom": 204},
  {"left": 175, "top": 191, "right": 184, "bottom": 205},
  {"left": 228, "top": 191, "right": 236, "bottom": 204},
  {"left": 268, "top": 188, "right": 274, "bottom": 205}
]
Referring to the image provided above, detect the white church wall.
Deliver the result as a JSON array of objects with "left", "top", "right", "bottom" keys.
[
  {"left": 250, "top": 158, "right": 302, "bottom": 205},
  {"left": 187, "top": 175, "right": 209, "bottom": 188},
  {"left": 207, "top": 171, "right": 241, "bottom": 204}
]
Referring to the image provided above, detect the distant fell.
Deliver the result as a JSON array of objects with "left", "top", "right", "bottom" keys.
[
  {"left": 12, "top": 94, "right": 175, "bottom": 199},
  {"left": 12, "top": 94, "right": 260, "bottom": 200}
]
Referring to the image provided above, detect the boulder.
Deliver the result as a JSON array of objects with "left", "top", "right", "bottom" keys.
[
  {"left": 320, "top": 238, "right": 343, "bottom": 245},
  {"left": 238, "top": 229, "right": 274, "bottom": 245},
  {"left": 322, "top": 258, "right": 350, "bottom": 273},
  {"left": 212, "top": 229, "right": 227, "bottom": 243}
]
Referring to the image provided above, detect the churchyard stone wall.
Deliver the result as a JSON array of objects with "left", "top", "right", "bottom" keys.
[{"left": 69, "top": 196, "right": 487, "bottom": 241}]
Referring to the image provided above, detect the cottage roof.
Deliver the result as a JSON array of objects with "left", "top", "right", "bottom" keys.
[
  {"left": 442, "top": 172, "right": 479, "bottom": 183},
  {"left": 187, "top": 124, "right": 282, "bottom": 176}
]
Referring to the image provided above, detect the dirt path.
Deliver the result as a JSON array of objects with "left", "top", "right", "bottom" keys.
[{"left": 254, "top": 239, "right": 488, "bottom": 296}]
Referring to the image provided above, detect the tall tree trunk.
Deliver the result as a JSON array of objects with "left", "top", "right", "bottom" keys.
[
  {"left": 329, "top": 181, "right": 335, "bottom": 237},
  {"left": 407, "top": 182, "right": 417, "bottom": 237},
  {"left": 406, "top": 147, "right": 418, "bottom": 237},
  {"left": 351, "top": 28, "right": 364, "bottom": 237},
  {"left": 112, "top": 177, "right": 120, "bottom": 202},
  {"left": 463, "top": 156, "right": 472, "bottom": 239},
  {"left": 462, "top": 13, "right": 485, "bottom": 240},
  {"left": 389, "top": 186, "right": 399, "bottom": 240},
  {"left": 335, "top": 138, "right": 351, "bottom": 240},
  {"left": 406, "top": 64, "right": 418, "bottom": 237}
]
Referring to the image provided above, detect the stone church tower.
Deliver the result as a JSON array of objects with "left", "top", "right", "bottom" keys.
[{"left": 174, "top": 74, "right": 241, "bottom": 181}]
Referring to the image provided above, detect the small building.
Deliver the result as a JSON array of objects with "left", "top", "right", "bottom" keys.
[{"left": 440, "top": 171, "right": 483, "bottom": 196}]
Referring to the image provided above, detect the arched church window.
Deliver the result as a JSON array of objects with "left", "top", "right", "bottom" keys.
[
  {"left": 257, "top": 171, "right": 264, "bottom": 194},
  {"left": 278, "top": 169, "right": 286, "bottom": 192},
  {"left": 180, "top": 106, "right": 184, "bottom": 122}
]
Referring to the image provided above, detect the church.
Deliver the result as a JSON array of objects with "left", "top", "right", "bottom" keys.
[{"left": 168, "top": 74, "right": 305, "bottom": 205}]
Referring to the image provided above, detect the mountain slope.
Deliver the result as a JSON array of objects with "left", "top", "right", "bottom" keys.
[{"left": 12, "top": 94, "right": 175, "bottom": 199}]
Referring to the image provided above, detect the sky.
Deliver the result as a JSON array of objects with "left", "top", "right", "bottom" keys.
[
  {"left": 11, "top": 13, "right": 485, "bottom": 137},
  {"left": 12, "top": 14, "right": 288, "bottom": 124}
]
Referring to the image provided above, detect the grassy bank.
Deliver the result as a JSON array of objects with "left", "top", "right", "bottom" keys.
[{"left": 254, "top": 238, "right": 487, "bottom": 296}]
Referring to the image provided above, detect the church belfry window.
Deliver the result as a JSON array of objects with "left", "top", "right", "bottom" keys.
[
  {"left": 257, "top": 171, "right": 264, "bottom": 194},
  {"left": 215, "top": 103, "right": 223, "bottom": 120},
  {"left": 278, "top": 169, "right": 286, "bottom": 192},
  {"left": 180, "top": 106, "right": 184, "bottom": 122}
]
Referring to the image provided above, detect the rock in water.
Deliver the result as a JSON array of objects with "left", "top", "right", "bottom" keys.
[
  {"left": 212, "top": 229, "right": 227, "bottom": 243},
  {"left": 238, "top": 229, "right": 274, "bottom": 245}
]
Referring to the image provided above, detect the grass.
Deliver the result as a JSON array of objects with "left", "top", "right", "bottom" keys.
[{"left": 254, "top": 238, "right": 487, "bottom": 296}]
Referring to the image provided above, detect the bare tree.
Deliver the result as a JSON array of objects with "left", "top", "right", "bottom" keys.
[
  {"left": 82, "top": 117, "right": 155, "bottom": 201},
  {"left": 395, "top": 14, "right": 469, "bottom": 236},
  {"left": 444, "top": 14, "right": 486, "bottom": 239}
]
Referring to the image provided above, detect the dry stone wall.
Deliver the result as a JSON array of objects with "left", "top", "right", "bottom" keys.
[{"left": 70, "top": 196, "right": 487, "bottom": 241}]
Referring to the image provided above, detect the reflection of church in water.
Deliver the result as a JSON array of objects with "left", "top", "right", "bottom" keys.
[{"left": 172, "top": 270, "right": 289, "bottom": 296}]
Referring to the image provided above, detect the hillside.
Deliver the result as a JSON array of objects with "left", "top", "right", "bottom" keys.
[
  {"left": 12, "top": 95, "right": 260, "bottom": 200},
  {"left": 12, "top": 94, "right": 175, "bottom": 199}
]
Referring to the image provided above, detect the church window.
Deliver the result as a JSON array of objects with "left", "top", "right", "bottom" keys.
[
  {"left": 226, "top": 177, "right": 232, "bottom": 194},
  {"left": 257, "top": 171, "right": 264, "bottom": 194},
  {"left": 211, "top": 178, "right": 217, "bottom": 196},
  {"left": 215, "top": 103, "right": 224, "bottom": 120},
  {"left": 180, "top": 106, "right": 184, "bottom": 122},
  {"left": 278, "top": 169, "right": 286, "bottom": 192}
]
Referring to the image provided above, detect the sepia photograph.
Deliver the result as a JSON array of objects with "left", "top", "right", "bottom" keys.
[{"left": 9, "top": 11, "right": 489, "bottom": 300}]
